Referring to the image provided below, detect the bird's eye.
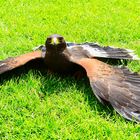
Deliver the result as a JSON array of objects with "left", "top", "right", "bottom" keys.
[
  {"left": 47, "top": 38, "right": 52, "bottom": 43},
  {"left": 59, "top": 37, "right": 64, "bottom": 43}
]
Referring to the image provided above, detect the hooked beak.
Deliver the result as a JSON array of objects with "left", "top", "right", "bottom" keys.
[{"left": 50, "top": 37, "right": 60, "bottom": 45}]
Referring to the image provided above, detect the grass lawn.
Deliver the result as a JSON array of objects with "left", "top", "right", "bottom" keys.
[{"left": 0, "top": 0, "right": 140, "bottom": 139}]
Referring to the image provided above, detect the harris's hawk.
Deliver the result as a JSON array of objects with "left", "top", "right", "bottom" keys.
[{"left": 0, "top": 34, "right": 140, "bottom": 122}]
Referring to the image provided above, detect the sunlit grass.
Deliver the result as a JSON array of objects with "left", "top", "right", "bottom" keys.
[{"left": 0, "top": 0, "right": 140, "bottom": 139}]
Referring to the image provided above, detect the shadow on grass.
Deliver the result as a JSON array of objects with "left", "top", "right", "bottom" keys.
[{"left": 0, "top": 60, "right": 131, "bottom": 124}]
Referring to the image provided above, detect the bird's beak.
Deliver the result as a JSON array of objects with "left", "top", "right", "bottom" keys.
[{"left": 50, "top": 37, "right": 59, "bottom": 45}]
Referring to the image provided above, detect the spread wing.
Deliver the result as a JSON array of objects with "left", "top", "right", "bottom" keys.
[
  {"left": 70, "top": 56, "right": 140, "bottom": 122},
  {"left": 67, "top": 42, "right": 140, "bottom": 60},
  {"left": 0, "top": 50, "right": 43, "bottom": 74}
]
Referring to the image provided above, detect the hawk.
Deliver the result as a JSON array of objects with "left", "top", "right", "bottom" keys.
[{"left": 1, "top": 34, "right": 140, "bottom": 122}]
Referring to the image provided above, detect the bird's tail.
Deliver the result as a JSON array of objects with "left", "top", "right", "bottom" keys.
[{"left": 0, "top": 51, "right": 42, "bottom": 74}]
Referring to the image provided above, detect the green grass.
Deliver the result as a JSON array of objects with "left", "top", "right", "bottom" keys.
[{"left": 0, "top": 0, "right": 140, "bottom": 139}]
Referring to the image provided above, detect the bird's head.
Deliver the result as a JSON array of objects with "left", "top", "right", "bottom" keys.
[{"left": 45, "top": 34, "right": 66, "bottom": 52}]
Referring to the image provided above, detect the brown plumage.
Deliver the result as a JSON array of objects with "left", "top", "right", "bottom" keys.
[
  {"left": 0, "top": 34, "right": 140, "bottom": 122},
  {"left": 76, "top": 58, "right": 140, "bottom": 121},
  {"left": 0, "top": 51, "right": 42, "bottom": 74}
]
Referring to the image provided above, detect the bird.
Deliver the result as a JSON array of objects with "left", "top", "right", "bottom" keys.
[{"left": 0, "top": 34, "right": 140, "bottom": 122}]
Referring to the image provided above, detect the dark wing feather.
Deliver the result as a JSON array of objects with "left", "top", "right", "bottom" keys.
[
  {"left": 0, "top": 50, "right": 42, "bottom": 74},
  {"left": 71, "top": 58, "right": 140, "bottom": 122},
  {"left": 67, "top": 42, "right": 140, "bottom": 60}
]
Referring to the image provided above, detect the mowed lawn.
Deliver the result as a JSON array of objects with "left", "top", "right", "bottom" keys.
[{"left": 0, "top": 0, "right": 140, "bottom": 139}]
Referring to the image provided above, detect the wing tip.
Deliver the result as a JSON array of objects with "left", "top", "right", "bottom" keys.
[
  {"left": 131, "top": 54, "right": 140, "bottom": 60},
  {"left": 116, "top": 108, "right": 140, "bottom": 123},
  {"left": 119, "top": 48, "right": 140, "bottom": 60},
  {"left": 0, "top": 60, "right": 11, "bottom": 74}
]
